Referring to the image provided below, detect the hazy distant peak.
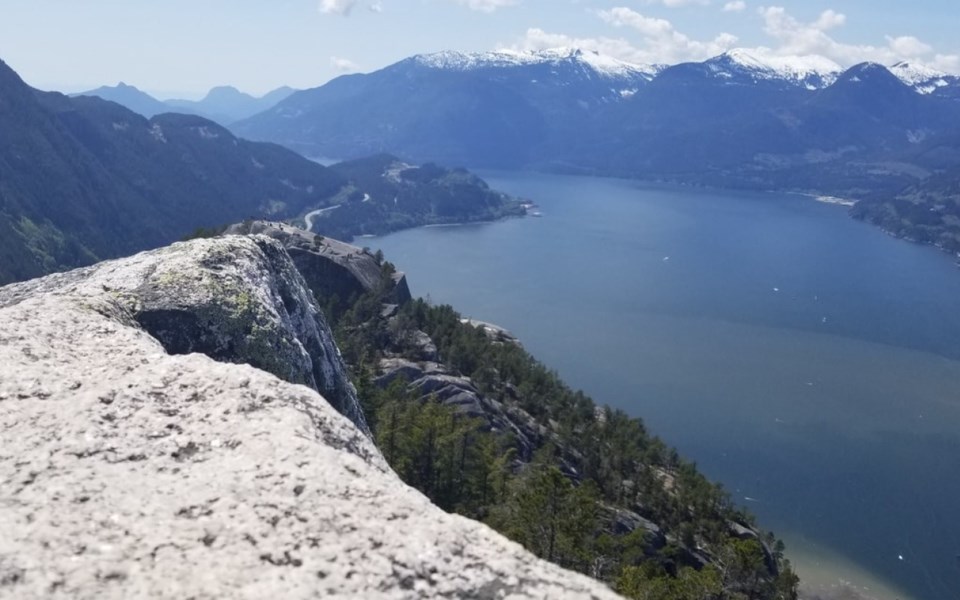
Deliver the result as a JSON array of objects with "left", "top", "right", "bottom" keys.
[
  {"left": 264, "top": 85, "right": 296, "bottom": 96},
  {"left": 96, "top": 81, "right": 145, "bottom": 92},
  {"left": 207, "top": 85, "right": 243, "bottom": 94},
  {"left": 202, "top": 85, "right": 254, "bottom": 102},
  {"left": 72, "top": 81, "right": 169, "bottom": 118}
]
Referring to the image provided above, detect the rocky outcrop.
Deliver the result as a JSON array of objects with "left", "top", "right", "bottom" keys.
[
  {"left": 375, "top": 358, "right": 449, "bottom": 388},
  {"left": 0, "top": 235, "right": 367, "bottom": 434},
  {"left": 407, "top": 330, "right": 440, "bottom": 362},
  {"left": 460, "top": 319, "right": 521, "bottom": 346},
  {"left": 376, "top": 356, "right": 543, "bottom": 462},
  {"left": 0, "top": 241, "right": 622, "bottom": 599},
  {"left": 224, "top": 220, "right": 412, "bottom": 305}
]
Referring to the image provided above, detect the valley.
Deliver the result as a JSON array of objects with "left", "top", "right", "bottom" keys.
[{"left": 3, "top": 2, "right": 960, "bottom": 596}]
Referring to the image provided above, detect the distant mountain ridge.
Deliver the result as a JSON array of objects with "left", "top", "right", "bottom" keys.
[
  {"left": 0, "top": 58, "right": 519, "bottom": 285},
  {"left": 697, "top": 49, "right": 841, "bottom": 89},
  {"left": 413, "top": 47, "right": 663, "bottom": 80},
  {"left": 415, "top": 47, "right": 944, "bottom": 92},
  {"left": 232, "top": 47, "right": 666, "bottom": 165},
  {"left": 889, "top": 61, "right": 960, "bottom": 96},
  {"left": 165, "top": 84, "right": 297, "bottom": 124},
  {"left": 74, "top": 82, "right": 296, "bottom": 124},
  {"left": 75, "top": 82, "right": 171, "bottom": 118},
  {"left": 0, "top": 57, "right": 346, "bottom": 285},
  {"left": 232, "top": 47, "right": 960, "bottom": 201}
]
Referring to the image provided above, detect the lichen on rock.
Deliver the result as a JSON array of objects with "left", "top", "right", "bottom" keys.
[{"left": 0, "top": 235, "right": 367, "bottom": 434}]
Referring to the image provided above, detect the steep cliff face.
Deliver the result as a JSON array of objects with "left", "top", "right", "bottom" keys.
[
  {"left": 224, "top": 221, "right": 412, "bottom": 305},
  {"left": 0, "top": 238, "right": 622, "bottom": 599},
  {"left": 0, "top": 235, "right": 367, "bottom": 434}
]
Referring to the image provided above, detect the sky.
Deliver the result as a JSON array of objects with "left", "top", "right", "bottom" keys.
[{"left": 1, "top": 0, "right": 958, "bottom": 99}]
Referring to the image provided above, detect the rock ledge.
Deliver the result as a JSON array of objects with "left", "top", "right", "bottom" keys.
[{"left": 0, "top": 238, "right": 621, "bottom": 599}]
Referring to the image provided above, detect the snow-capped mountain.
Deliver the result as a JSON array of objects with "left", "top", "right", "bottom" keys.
[
  {"left": 234, "top": 46, "right": 960, "bottom": 175},
  {"left": 413, "top": 48, "right": 661, "bottom": 81},
  {"left": 701, "top": 49, "right": 841, "bottom": 89},
  {"left": 234, "top": 47, "right": 665, "bottom": 165},
  {"left": 888, "top": 61, "right": 958, "bottom": 95},
  {"left": 407, "top": 48, "right": 661, "bottom": 102}
]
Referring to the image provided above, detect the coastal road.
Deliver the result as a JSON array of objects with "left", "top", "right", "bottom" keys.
[{"left": 304, "top": 205, "right": 341, "bottom": 231}]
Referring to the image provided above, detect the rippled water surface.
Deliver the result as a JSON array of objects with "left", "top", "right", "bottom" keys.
[{"left": 368, "top": 172, "right": 960, "bottom": 600}]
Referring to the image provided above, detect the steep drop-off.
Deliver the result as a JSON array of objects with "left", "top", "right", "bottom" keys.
[{"left": 0, "top": 235, "right": 620, "bottom": 599}]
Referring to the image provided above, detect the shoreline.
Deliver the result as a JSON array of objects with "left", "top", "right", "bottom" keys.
[
  {"left": 355, "top": 211, "right": 528, "bottom": 240},
  {"left": 787, "top": 539, "right": 918, "bottom": 600},
  {"left": 812, "top": 194, "right": 858, "bottom": 207}
]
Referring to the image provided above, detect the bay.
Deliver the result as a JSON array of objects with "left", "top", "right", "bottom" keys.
[{"left": 367, "top": 171, "right": 960, "bottom": 600}]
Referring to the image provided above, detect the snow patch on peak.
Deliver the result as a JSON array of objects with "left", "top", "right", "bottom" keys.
[
  {"left": 838, "top": 62, "right": 906, "bottom": 85},
  {"left": 709, "top": 49, "right": 841, "bottom": 88},
  {"left": 889, "top": 61, "right": 945, "bottom": 85},
  {"left": 413, "top": 48, "right": 658, "bottom": 80},
  {"left": 889, "top": 61, "right": 954, "bottom": 94}
]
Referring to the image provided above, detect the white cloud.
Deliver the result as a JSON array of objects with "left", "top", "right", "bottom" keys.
[
  {"left": 504, "top": 4, "right": 959, "bottom": 75},
  {"left": 747, "top": 6, "right": 960, "bottom": 73},
  {"left": 723, "top": 1, "right": 746, "bottom": 12},
  {"left": 507, "top": 27, "right": 653, "bottom": 65},
  {"left": 886, "top": 35, "right": 932, "bottom": 58},
  {"left": 456, "top": 0, "right": 518, "bottom": 12},
  {"left": 813, "top": 9, "right": 845, "bottom": 31},
  {"left": 368, "top": 2, "right": 383, "bottom": 13},
  {"left": 932, "top": 54, "right": 960, "bottom": 72},
  {"left": 597, "top": 7, "right": 738, "bottom": 63},
  {"left": 757, "top": 6, "right": 946, "bottom": 68},
  {"left": 318, "top": 0, "right": 357, "bottom": 16},
  {"left": 600, "top": 9, "right": 673, "bottom": 37},
  {"left": 758, "top": 6, "right": 886, "bottom": 63},
  {"left": 509, "top": 17, "right": 737, "bottom": 67},
  {"left": 645, "top": 0, "right": 710, "bottom": 6},
  {"left": 330, "top": 56, "right": 361, "bottom": 72}
]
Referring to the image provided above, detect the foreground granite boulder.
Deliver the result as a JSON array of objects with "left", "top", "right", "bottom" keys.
[
  {"left": 0, "top": 235, "right": 366, "bottom": 432},
  {"left": 0, "top": 240, "right": 622, "bottom": 599}
]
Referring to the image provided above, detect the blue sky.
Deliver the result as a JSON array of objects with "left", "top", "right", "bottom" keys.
[{"left": 1, "top": 0, "right": 957, "bottom": 98}]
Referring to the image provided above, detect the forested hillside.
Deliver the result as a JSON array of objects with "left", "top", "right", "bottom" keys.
[
  {"left": 317, "top": 257, "right": 799, "bottom": 600},
  {"left": 0, "top": 58, "right": 524, "bottom": 286},
  {"left": 0, "top": 58, "right": 344, "bottom": 285}
]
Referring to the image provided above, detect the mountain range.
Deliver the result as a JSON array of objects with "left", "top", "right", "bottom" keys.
[
  {"left": 230, "top": 47, "right": 960, "bottom": 253},
  {"left": 0, "top": 58, "right": 518, "bottom": 285},
  {"left": 0, "top": 50, "right": 797, "bottom": 600},
  {"left": 233, "top": 48, "right": 960, "bottom": 181},
  {"left": 233, "top": 48, "right": 660, "bottom": 165},
  {"left": 75, "top": 82, "right": 296, "bottom": 124}
]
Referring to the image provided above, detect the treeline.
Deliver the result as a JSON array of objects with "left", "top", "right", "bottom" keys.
[{"left": 329, "top": 264, "right": 799, "bottom": 600}]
